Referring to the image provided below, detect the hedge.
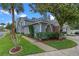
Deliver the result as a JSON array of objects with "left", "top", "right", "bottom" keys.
[
  {"left": 36, "top": 32, "right": 59, "bottom": 40},
  {"left": 29, "top": 25, "right": 34, "bottom": 37}
]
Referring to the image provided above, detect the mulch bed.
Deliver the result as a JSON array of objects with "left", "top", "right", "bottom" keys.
[{"left": 9, "top": 46, "right": 22, "bottom": 54}]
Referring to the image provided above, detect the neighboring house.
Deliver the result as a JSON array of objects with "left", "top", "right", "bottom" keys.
[
  {"left": 62, "top": 22, "right": 71, "bottom": 34},
  {"left": 62, "top": 23, "right": 79, "bottom": 35},
  {"left": 16, "top": 15, "right": 60, "bottom": 37}
]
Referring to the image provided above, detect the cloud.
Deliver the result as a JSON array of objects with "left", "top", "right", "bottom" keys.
[
  {"left": 0, "top": 10, "right": 10, "bottom": 15},
  {"left": 0, "top": 9, "right": 17, "bottom": 15},
  {"left": 19, "top": 13, "right": 27, "bottom": 17}
]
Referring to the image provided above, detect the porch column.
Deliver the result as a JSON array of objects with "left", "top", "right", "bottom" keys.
[{"left": 39, "top": 23, "right": 42, "bottom": 32}]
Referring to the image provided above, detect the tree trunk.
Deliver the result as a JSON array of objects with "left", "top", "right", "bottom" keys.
[
  {"left": 11, "top": 3, "right": 17, "bottom": 46},
  {"left": 50, "top": 24, "right": 53, "bottom": 32}
]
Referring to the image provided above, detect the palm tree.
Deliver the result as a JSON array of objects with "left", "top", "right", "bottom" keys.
[{"left": 0, "top": 3, "right": 24, "bottom": 47}]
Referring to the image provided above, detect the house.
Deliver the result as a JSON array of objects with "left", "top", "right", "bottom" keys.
[
  {"left": 62, "top": 22, "right": 71, "bottom": 35},
  {"left": 16, "top": 15, "right": 60, "bottom": 37}
]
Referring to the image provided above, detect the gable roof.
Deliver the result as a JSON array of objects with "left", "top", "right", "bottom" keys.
[{"left": 16, "top": 17, "right": 59, "bottom": 26}]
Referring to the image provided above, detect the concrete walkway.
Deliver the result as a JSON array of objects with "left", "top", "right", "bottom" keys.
[
  {"left": 29, "top": 46, "right": 79, "bottom": 56},
  {"left": 28, "top": 36, "right": 79, "bottom": 56},
  {"left": 22, "top": 36, "right": 57, "bottom": 52},
  {"left": 29, "top": 50, "right": 65, "bottom": 56}
]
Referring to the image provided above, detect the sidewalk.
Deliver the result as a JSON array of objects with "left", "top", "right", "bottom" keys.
[
  {"left": 29, "top": 50, "right": 65, "bottom": 56},
  {"left": 29, "top": 46, "right": 79, "bottom": 56},
  {"left": 29, "top": 36, "right": 79, "bottom": 56},
  {"left": 22, "top": 36, "right": 57, "bottom": 52},
  {"left": 22, "top": 36, "right": 79, "bottom": 56}
]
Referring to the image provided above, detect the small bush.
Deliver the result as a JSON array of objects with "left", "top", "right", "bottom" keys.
[
  {"left": 59, "top": 33, "right": 66, "bottom": 40},
  {"left": 36, "top": 32, "right": 59, "bottom": 40},
  {"left": 26, "top": 34, "right": 33, "bottom": 37},
  {"left": 16, "top": 32, "right": 20, "bottom": 34}
]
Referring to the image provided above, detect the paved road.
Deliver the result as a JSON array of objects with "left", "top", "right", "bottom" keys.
[{"left": 29, "top": 36, "right": 79, "bottom": 56}]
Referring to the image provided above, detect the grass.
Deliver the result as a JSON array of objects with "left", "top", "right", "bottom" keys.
[
  {"left": 0, "top": 33, "right": 43, "bottom": 56},
  {"left": 44, "top": 39, "right": 77, "bottom": 50}
]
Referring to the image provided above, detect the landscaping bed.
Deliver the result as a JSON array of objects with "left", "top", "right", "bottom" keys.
[
  {"left": 43, "top": 39, "right": 77, "bottom": 50},
  {"left": 35, "top": 32, "right": 60, "bottom": 40},
  {"left": 0, "top": 34, "right": 43, "bottom": 56},
  {"left": 34, "top": 32, "right": 77, "bottom": 49}
]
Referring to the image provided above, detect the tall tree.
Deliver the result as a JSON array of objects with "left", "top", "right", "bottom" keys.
[
  {"left": 0, "top": 3, "right": 24, "bottom": 47},
  {"left": 29, "top": 3, "right": 79, "bottom": 31}
]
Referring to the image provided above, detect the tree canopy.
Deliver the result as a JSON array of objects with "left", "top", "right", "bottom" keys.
[
  {"left": 29, "top": 3, "right": 79, "bottom": 28},
  {"left": 6, "top": 23, "right": 12, "bottom": 30},
  {"left": 0, "top": 3, "right": 24, "bottom": 14},
  {"left": 0, "top": 23, "right": 5, "bottom": 25}
]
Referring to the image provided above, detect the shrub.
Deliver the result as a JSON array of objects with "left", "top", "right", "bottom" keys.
[
  {"left": 29, "top": 25, "right": 34, "bottom": 37},
  {"left": 59, "top": 32, "right": 66, "bottom": 40},
  {"left": 26, "top": 34, "right": 33, "bottom": 37},
  {"left": 16, "top": 32, "right": 20, "bottom": 34},
  {"left": 36, "top": 32, "right": 48, "bottom": 40},
  {"left": 36, "top": 32, "right": 59, "bottom": 40}
]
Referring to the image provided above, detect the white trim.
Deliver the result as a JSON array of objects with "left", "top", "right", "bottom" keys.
[{"left": 39, "top": 23, "right": 42, "bottom": 32}]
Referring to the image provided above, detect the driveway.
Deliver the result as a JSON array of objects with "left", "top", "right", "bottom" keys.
[{"left": 29, "top": 36, "right": 79, "bottom": 56}]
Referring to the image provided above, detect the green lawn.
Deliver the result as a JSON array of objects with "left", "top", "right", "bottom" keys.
[
  {"left": 44, "top": 39, "right": 77, "bottom": 50},
  {"left": 0, "top": 33, "right": 43, "bottom": 56}
]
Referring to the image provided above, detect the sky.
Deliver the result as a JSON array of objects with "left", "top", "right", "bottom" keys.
[{"left": 0, "top": 4, "right": 42, "bottom": 24}]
